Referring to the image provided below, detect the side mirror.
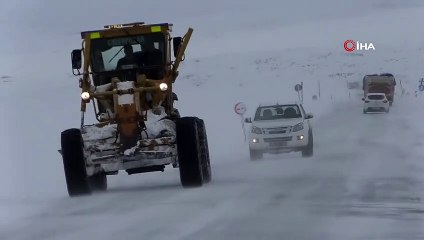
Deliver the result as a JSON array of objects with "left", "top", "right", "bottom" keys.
[
  {"left": 244, "top": 117, "right": 252, "bottom": 123},
  {"left": 173, "top": 37, "right": 182, "bottom": 58},
  {"left": 71, "top": 49, "right": 82, "bottom": 69},
  {"left": 172, "top": 92, "right": 178, "bottom": 101},
  {"left": 305, "top": 114, "right": 313, "bottom": 119},
  {"left": 361, "top": 98, "right": 365, "bottom": 101}
]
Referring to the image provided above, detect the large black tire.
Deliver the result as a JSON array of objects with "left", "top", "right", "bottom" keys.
[
  {"left": 176, "top": 117, "right": 204, "bottom": 187},
  {"left": 196, "top": 119, "right": 211, "bottom": 184},
  {"left": 61, "top": 129, "right": 91, "bottom": 197},
  {"left": 302, "top": 131, "right": 314, "bottom": 157},
  {"left": 88, "top": 173, "right": 107, "bottom": 192},
  {"left": 249, "top": 148, "right": 263, "bottom": 160}
]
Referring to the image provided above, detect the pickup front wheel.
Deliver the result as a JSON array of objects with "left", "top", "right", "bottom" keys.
[
  {"left": 249, "top": 149, "right": 263, "bottom": 160},
  {"left": 301, "top": 131, "right": 314, "bottom": 157}
]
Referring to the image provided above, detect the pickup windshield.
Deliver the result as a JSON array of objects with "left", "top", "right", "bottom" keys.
[{"left": 254, "top": 104, "right": 302, "bottom": 121}]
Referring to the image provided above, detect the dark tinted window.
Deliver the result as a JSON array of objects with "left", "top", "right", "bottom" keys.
[
  {"left": 90, "top": 33, "right": 165, "bottom": 72},
  {"left": 368, "top": 95, "right": 384, "bottom": 100}
]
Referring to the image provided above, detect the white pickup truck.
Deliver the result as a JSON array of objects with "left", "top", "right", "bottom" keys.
[{"left": 245, "top": 102, "right": 314, "bottom": 160}]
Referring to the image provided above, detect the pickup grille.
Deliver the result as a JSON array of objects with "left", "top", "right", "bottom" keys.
[
  {"left": 263, "top": 137, "right": 293, "bottom": 142},
  {"left": 262, "top": 127, "right": 290, "bottom": 134}
]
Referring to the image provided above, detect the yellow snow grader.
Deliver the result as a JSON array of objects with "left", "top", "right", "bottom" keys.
[{"left": 60, "top": 22, "right": 211, "bottom": 197}]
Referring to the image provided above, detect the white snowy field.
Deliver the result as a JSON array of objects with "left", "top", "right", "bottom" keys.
[{"left": 1, "top": 0, "right": 424, "bottom": 239}]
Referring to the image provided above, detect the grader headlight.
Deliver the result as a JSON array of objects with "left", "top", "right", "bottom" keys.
[
  {"left": 159, "top": 83, "right": 168, "bottom": 91},
  {"left": 81, "top": 92, "right": 90, "bottom": 100}
]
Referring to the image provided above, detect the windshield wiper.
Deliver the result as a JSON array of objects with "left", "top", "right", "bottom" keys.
[
  {"left": 108, "top": 46, "right": 124, "bottom": 63},
  {"left": 108, "top": 29, "right": 146, "bottom": 64}
]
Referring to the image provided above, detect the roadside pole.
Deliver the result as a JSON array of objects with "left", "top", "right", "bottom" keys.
[{"left": 234, "top": 102, "right": 247, "bottom": 142}]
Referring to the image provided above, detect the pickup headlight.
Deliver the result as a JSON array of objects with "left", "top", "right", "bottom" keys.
[
  {"left": 292, "top": 123, "right": 304, "bottom": 132},
  {"left": 251, "top": 126, "right": 262, "bottom": 134}
]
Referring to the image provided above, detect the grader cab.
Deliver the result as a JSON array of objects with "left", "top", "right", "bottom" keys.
[{"left": 60, "top": 22, "right": 211, "bottom": 197}]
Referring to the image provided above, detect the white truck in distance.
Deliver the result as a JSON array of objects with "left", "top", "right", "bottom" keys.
[{"left": 245, "top": 103, "right": 314, "bottom": 160}]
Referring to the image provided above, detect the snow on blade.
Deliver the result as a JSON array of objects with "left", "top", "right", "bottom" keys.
[{"left": 82, "top": 124, "right": 117, "bottom": 141}]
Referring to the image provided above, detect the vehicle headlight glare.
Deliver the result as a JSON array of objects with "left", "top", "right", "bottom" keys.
[
  {"left": 81, "top": 92, "right": 90, "bottom": 100},
  {"left": 159, "top": 83, "right": 168, "bottom": 91}
]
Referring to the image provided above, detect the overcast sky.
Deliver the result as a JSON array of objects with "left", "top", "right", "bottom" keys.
[{"left": 0, "top": 0, "right": 423, "bottom": 69}]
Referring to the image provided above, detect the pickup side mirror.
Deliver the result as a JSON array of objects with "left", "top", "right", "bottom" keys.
[
  {"left": 244, "top": 117, "right": 252, "bottom": 123},
  {"left": 71, "top": 49, "right": 82, "bottom": 69},
  {"left": 305, "top": 113, "right": 313, "bottom": 119},
  {"left": 173, "top": 37, "right": 182, "bottom": 58},
  {"left": 362, "top": 97, "right": 365, "bottom": 101}
]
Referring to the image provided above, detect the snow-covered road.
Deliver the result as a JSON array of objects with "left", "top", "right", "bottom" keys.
[{"left": 3, "top": 97, "right": 424, "bottom": 240}]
